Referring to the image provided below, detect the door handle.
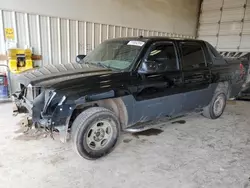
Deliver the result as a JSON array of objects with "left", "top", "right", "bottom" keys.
[
  {"left": 194, "top": 75, "right": 203, "bottom": 79},
  {"left": 205, "top": 74, "right": 211, "bottom": 79}
]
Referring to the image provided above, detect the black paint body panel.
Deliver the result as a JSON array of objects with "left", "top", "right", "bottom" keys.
[{"left": 13, "top": 37, "right": 246, "bottom": 131}]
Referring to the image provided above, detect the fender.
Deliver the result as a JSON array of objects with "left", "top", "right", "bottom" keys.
[
  {"left": 50, "top": 90, "right": 117, "bottom": 142},
  {"left": 86, "top": 90, "right": 115, "bottom": 101}
]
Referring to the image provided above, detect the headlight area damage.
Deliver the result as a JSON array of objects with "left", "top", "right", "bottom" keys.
[
  {"left": 11, "top": 62, "right": 109, "bottom": 142},
  {"left": 13, "top": 86, "right": 73, "bottom": 142}
]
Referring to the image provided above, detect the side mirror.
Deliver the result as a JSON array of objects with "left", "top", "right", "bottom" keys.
[
  {"left": 138, "top": 60, "right": 158, "bottom": 74},
  {"left": 75, "top": 55, "right": 86, "bottom": 63}
]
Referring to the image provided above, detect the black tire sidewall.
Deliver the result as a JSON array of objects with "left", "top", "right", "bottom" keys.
[
  {"left": 209, "top": 92, "right": 227, "bottom": 119},
  {"left": 75, "top": 110, "right": 120, "bottom": 159}
]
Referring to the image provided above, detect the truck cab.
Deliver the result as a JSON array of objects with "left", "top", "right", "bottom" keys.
[{"left": 13, "top": 37, "right": 245, "bottom": 160}]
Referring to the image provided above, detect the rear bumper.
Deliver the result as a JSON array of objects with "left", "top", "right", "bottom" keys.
[
  {"left": 238, "top": 81, "right": 250, "bottom": 99},
  {"left": 238, "top": 92, "right": 250, "bottom": 99}
]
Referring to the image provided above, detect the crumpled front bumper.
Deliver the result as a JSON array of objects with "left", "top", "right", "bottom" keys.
[{"left": 12, "top": 92, "right": 73, "bottom": 143}]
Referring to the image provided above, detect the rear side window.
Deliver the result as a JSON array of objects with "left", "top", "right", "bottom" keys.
[
  {"left": 206, "top": 42, "right": 222, "bottom": 58},
  {"left": 181, "top": 42, "right": 206, "bottom": 70}
]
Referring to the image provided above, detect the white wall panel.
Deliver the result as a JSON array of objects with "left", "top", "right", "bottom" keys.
[
  {"left": 50, "top": 17, "right": 60, "bottom": 65},
  {"left": 0, "top": 10, "right": 6, "bottom": 54},
  {"left": 60, "top": 19, "right": 69, "bottom": 65},
  {"left": 223, "top": 0, "right": 246, "bottom": 8},
  {"left": 16, "top": 12, "right": 28, "bottom": 48},
  {"left": 28, "top": 15, "right": 41, "bottom": 54},
  {"left": 2, "top": 11, "right": 14, "bottom": 35},
  {"left": 198, "top": 36, "right": 218, "bottom": 47},
  {"left": 217, "top": 35, "right": 241, "bottom": 49},
  {"left": 242, "top": 21, "right": 250, "bottom": 34},
  {"left": 244, "top": 6, "right": 250, "bottom": 20},
  {"left": 69, "top": 20, "right": 77, "bottom": 63},
  {"left": 198, "top": 23, "right": 219, "bottom": 35},
  {"left": 78, "top": 21, "right": 86, "bottom": 55},
  {"left": 201, "top": 0, "right": 223, "bottom": 11},
  {"left": 240, "top": 35, "right": 250, "bottom": 51},
  {"left": 219, "top": 22, "right": 243, "bottom": 35},
  {"left": 199, "top": 10, "right": 221, "bottom": 24},
  {"left": 221, "top": 8, "right": 245, "bottom": 22},
  {"left": 40, "top": 16, "right": 50, "bottom": 65}
]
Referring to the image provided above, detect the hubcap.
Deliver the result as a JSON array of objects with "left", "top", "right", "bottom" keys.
[
  {"left": 213, "top": 94, "right": 225, "bottom": 116},
  {"left": 86, "top": 120, "right": 113, "bottom": 150}
]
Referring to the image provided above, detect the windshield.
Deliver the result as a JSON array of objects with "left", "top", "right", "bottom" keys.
[{"left": 83, "top": 40, "right": 145, "bottom": 70}]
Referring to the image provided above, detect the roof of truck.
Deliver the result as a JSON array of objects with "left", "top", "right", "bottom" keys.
[{"left": 106, "top": 36, "right": 204, "bottom": 43}]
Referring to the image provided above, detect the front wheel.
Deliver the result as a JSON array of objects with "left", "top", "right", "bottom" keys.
[
  {"left": 202, "top": 92, "right": 227, "bottom": 119},
  {"left": 71, "top": 107, "right": 120, "bottom": 160}
]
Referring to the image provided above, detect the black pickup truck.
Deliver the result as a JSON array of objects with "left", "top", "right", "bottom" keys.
[{"left": 13, "top": 37, "right": 245, "bottom": 160}]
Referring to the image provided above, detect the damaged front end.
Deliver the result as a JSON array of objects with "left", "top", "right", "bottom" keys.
[{"left": 13, "top": 84, "right": 73, "bottom": 142}]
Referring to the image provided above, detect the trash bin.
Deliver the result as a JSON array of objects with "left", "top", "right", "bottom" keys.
[{"left": 0, "top": 73, "right": 9, "bottom": 99}]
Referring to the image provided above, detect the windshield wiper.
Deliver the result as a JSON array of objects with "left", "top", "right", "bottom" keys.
[
  {"left": 84, "top": 61, "right": 104, "bottom": 68},
  {"left": 84, "top": 61, "right": 119, "bottom": 71}
]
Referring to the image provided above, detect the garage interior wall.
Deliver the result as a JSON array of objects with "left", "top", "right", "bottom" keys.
[
  {"left": 1, "top": 0, "right": 200, "bottom": 36},
  {"left": 0, "top": 0, "right": 199, "bottom": 66},
  {"left": 198, "top": 0, "right": 250, "bottom": 55},
  {"left": 0, "top": 0, "right": 200, "bottom": 93}
]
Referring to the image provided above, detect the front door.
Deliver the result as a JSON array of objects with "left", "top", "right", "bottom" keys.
[
  {"left": 132, "top": 41, "right": 184, "bottom": 123},
  {"left": 179, "top": 41, "right": 213, "bottom": 112}
]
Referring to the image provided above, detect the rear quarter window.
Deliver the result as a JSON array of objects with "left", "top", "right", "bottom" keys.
[{"left": 206, "top": 42, "right": 222, "bottom": 58}]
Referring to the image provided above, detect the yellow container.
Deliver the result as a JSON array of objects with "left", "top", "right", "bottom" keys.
[{"left": 8, "top": 48, "right": 33, "bottom": 74}]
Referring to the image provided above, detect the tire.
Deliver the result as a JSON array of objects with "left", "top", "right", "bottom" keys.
[
  {"left": 71, "top": 107, "right": 120, "bottom": 160},
  {"left": 202, "top": 92, "right": 227, "bottom": 119}
]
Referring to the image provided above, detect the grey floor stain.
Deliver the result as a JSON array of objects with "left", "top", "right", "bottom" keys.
[
  {"left": 140, "top": 139, "right": 148, "bottom": 143},
  {"left": 14, "top": 129, "right": 47, "bottom": 141},
  {"left": 14, "top": 127, "right": 27, "bottom": 134},
  {"left": 123, "top": 138, "right": 132, "bottom": 143},
  {"left": 171, "top": 120, "right": 186, "bottom": 124},
  {"left": 132, "top": 129, "right": 163, "bottom": 137},
  {"left": 50, "top": 156, "right": 65, "bottom": 165}
]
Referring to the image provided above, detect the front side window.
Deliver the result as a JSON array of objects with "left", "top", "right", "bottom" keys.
[
  {"left": 145, "top": 42, "right": 178, "bottom": 72},
  {"left": 83, "top": 40, "right": 144, "bottom": 70},
  {"left": 181, "top": 42, "right": 206, "bottom": 70}
]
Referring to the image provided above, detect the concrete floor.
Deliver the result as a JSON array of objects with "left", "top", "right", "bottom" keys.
[{"left": 0, "top": 101, "right": 250, "bottom": 188}]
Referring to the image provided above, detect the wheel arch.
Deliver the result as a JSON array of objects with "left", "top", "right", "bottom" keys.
[
  {"left": 69, "top": 97, "right": 128, "bottom": 130},
  {"left": 215, "top": 81, "right": 230, "bottom": 98}
]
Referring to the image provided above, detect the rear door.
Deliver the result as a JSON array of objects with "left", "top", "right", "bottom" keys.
[{"left": 179, "top": 41, "right": 213, "bottom": 112}]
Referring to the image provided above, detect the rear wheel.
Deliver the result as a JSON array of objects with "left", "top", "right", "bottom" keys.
[
  {"left": 202, "top": 92, "right": 227, "bottom": 119},
  {"left": 71, "top": 107, "right": 120, "bottom": 160}
]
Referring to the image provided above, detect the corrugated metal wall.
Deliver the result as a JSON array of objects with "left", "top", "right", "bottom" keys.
[
  {"left": 0, "top": 9, "right": 195, "bottom": 67},
  {"left": 198, "top": 0, "right": 250, "bottom": 53},
  {"left": 0, "top": 9, "right": 195, "bottom": 94}
]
